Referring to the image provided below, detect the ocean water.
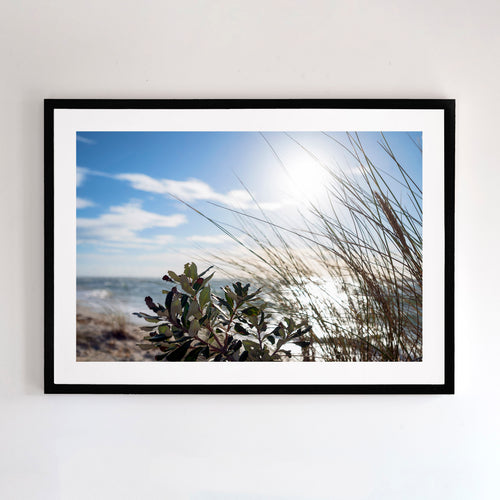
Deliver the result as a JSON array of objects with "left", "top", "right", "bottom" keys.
[{"left": 77, "top": 277, "right": 236, "bottom": 323}]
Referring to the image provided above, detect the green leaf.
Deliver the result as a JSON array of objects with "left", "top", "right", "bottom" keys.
[
  {"left": 179, "top": 275, "right": 196, "bottom": 295},
  {"left": 233, "top": 282, "right": 243, "bottom": 296},
  {"left": 167, "top": 271, "right": 181, "bottom": 282},
  {"left": 271, "top": 323, "right": 285, "bottom": 338},
  {"left": 224, "top": 291, "right": 234, "bottom": 309},
  {"left": 184, "top": 346, "right": 203, "bottom": 361},
  {"left": 137, "top": 343, "right": 156, "bottom": 351},
  {"left": 217, "top": 297, "right": 233, "bottom": 315},
  {"left": 171, "top": 328, "right": 184, "bottom": 339},
  {"left": 243, "top": 288, "right": 262, "bottom": 301},
  {"left": 275, "top": 339, "right": 285, "bottom": 351},
  {"left": 147, "top": 334, "right": 167, "bottom": 342},
  {"left": 184, "top": 262, "right": 198, "bottom": 280},
  {"left": 198, "top": 265, "right": 214, "bottom": 278},
  {"left": 164, "top": 288, "right": 175, "bottom": 311},
  {"left": 180, "top": 294, "right": 190, "bottom": 308},
  {"left": 242, "top": 340, "right": 261, "bottom": 351},
  {"left": 199, "top": 286, "right": 211, "bottom": 309},
  {"left": 172, "top": 333, "right": 190, "bottom": 342},
  {"left": 188, "top": 319, "right": 200, "bottom": 336},
  {"left": 166, "top": 340, "right": 192, "bottom": 361},
  {"left": 170, "top": 298, "right": 182, "bottom": 317},
  {"left": 201, "top": 272, "right": 215, "bottom": 287},
  {"left": 139, "top": 325, "right": 157, "bottom": 332},
  {"left": 234, "top": 323, "right": 249, "bottom": 335},
  {"left": 247, "top": 315, "right": 258, "bottom": 327},
  {"left": 242, "top": 306, "right": 260, "bottom": 316},
  {"left": 190, "top": 262, "right": 198, "bottom": 279},
  {"left": 225, "top": 287, "right": 238, "bottom": 301},
  {"left": 187, "top": 300, "right": 202, "bottom": 320},
  {"left": 158, "top": 324, "right": 173, "bottom": 337},
  {"left": 181, "top": 301, "right": 190, "bottom": 327},
  {"left": 133, "top": 312, "right": 160, "bottom": 323}
]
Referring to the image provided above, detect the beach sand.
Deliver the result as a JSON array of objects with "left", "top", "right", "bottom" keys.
[{"left": 77, "top": 305, "right": 155, "bottom": 361}]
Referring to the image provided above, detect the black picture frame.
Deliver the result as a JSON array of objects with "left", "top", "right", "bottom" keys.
[{"left": 44, "top": 99, "right": 455, "bottom": 394}]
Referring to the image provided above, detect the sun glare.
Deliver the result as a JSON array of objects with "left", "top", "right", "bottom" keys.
[{"left": 283, "top": 153, "right": 332, "bottom": 203}]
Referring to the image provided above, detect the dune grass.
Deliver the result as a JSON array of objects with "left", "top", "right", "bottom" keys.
[{"left": 189, "top": 132, "right": 422, "bottom": 362}]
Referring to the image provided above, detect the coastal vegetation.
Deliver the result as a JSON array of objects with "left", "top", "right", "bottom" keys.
[{"left": 135, "top": 262, "right": 313, "bottom": 361}]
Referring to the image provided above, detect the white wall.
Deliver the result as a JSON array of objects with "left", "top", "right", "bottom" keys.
[{"left": 1, "top": 1, "right": 498, "bottom": 498}]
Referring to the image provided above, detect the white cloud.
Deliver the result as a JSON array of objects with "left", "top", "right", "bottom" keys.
[
  {"left": 77, "top": 169, "right": 288, "bottom": 212},
  {"left": 76, "top": 135, "right": 96, "bottom": 145},
  {"left": 76, "top": 197, "right": 95, "bottom": 209},
  {"left": 77, "top": 201, "right": 186, "bottom": 249},
  {"left": 115, "top": 173, "right": 283, "bottom": 211},
  {"left": 76, "top": 167, "right": 87, "bottom": 187},
  {"left": 77, "top": 166, "right": 113, "bottom": 188},
  {"left": 115, "top": 173, "right": 166, "bottom": 194}
]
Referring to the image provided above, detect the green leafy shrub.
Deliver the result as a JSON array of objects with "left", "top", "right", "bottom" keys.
[{"left": 134, "top": 262, "right": 312, "bottom": 361}]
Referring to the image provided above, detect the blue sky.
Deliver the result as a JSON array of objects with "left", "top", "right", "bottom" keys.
[{"left": 76, "top": 131, "right": 422, "bottom": 277}]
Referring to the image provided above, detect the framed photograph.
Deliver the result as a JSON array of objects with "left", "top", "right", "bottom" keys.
[{"left": 45, "top": 99, "right": 454, "bottom": 394}]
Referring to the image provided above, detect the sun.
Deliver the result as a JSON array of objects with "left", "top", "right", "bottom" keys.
[{"left": 282, "top": 153, "right": 332, "bottom": 203}]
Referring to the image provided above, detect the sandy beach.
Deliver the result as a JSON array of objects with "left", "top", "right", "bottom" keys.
[{"left": 77, "top": 305, "right": 155, "bottom": 361}]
